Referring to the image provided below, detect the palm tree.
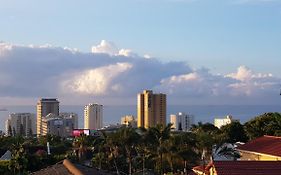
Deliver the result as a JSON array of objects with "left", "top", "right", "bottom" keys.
[
  {"left": 73, "top": 133, "right": 90, "bottom": 162},
  {"left": 114, "top": 126, "right": 140, "bottom": 175},
  {"left": 148, "top": 123, "right": 172, "bottom": 175}
]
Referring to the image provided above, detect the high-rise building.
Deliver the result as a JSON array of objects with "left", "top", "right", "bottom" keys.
[
  {"left": 41, "top": 113, "right": 78, "bottom": 137},
  {"left": 37, "top": 98, "right": 59, "bottom": 136},
  {"left": 84, "top": 103, "right": 103, "bottom": 130},
  {"left": 170, "top": 112, "right": 194, "bottom": 131},
  {"left": 5, "top": 113, "right": 36, "bottom": 137},
  {"left": 137, "top": 90, "right": 166, "bottom": 128}
]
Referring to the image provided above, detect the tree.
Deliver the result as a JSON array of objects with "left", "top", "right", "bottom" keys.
[
  {"left": 116, "top": 127, "right": 140, "bottom": 175},
  {"left": 244, "top": 112, "right": 281, "bottom": 140},
  {"left": 220, "top": 121, "right": 248, "bottom": 143},
  {"left": 12, "top": 127, "right": 16, "bottom": 137},
  {"left": 148, "top": 123, "right": 172, "bottom": 175},
  {"left": 19, "top": 124, "right": 24, "bottom": 136},
  {"left": 73, "top": 133, "right": 91, "bottom": 162},
  {"left": 8, "top": 125, "right": 12, "bottom": 137},
  {"left": 9, "top": 136, "right": 28, "bottom": 174}
]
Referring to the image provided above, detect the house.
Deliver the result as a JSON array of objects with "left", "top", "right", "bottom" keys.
[
  {"left": 31, "top": 159, "right": 112, "bottom": 175},
  {"left": 237, "top": 135, "right": 281, "bottom": 160},
  {"left": 192, "top": 161, "right": 281, "bottom": 175}
]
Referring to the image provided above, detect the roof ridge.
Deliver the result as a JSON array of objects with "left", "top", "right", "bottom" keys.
[{"left": 263, "top": 135, "right": 281, "bottom": 139}]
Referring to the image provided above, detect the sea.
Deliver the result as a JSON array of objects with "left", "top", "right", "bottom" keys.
[{"left": 0, "top": 105, "right": 281, "bottom": 131}]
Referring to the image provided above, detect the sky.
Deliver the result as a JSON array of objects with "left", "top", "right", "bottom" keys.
[{"left": 0, "top": 0, "right": 280, "bottom": 105}]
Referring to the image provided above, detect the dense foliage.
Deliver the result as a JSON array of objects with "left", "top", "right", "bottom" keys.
[{"left": 0, "top": 112, "right": 280, "bottom": 174}]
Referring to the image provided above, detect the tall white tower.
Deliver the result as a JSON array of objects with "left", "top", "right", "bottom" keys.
[{"left": 84, "top": 103, "right": 103, "bottom": 130}]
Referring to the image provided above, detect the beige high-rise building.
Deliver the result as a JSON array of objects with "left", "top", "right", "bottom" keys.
[
  {"left": 137, "top": 90, "right": 166, "bottom": 128},
  {"left": 37, "top": 98, "right": 59, "bottom": 136},
  {"left": 84, "top": 103, "right": 103, "bottom": 130}
]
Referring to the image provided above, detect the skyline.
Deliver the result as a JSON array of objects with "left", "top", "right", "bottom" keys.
[{"left": 0, "top": 0, "right": 281, "bottom": 105}]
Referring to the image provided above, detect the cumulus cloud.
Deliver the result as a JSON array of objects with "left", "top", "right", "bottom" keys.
[
  {"left": 157, "top": 66, "right": 280, "bottom": 103},
  {"left": 91, "top": 40, "right": 119, "bottom": 55},
  {"left": 91, "top": 40, "right": 138, "bottom": 57},
  {"left": 62, "top": 62, "right": 133, "bottom": 95},
  {"left": 0, "top": 41, "right": 280, "bottom": 105}
]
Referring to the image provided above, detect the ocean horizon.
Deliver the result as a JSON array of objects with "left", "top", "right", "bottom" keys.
[{"left": 0, "top": 105, "right": 281, "bottom": 131}]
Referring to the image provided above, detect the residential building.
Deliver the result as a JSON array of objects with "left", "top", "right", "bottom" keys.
[
  {"left": 5, "top": 113, "right": 36, "bottom": 137},
  {"left": 37, "top": 98, "right": 59, "bottom": 136},
  {"left": 31, "top": 159, "right": 111, "bottom": 175},
  {"left": 121, "top": 115, "right": 137, "bottom": 127},
  {"left": 192, "top": 161, "right": 281, "bottom": 175},
  {"left": 60, "top": 112, "right": 78, "bottom": 129},
  {"left": 170, "top": 112, "right": 194, "bottom": 131},
  {"left": 42, "top": 113, "right": 78, "bottom": 137},
  {"left": 137, "top": 90, "right": 166, "bottom": 128},
  {"left": 214, "top": 115, "right": 235, "bottom": 129},
  {"left": 237, "top": 135, "right": 281, "bottom": 160},
  {"left": 84, "top": 103, "right": 103, "bottom": 130}
]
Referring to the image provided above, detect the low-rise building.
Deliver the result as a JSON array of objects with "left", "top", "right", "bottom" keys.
[
  {"left": 121, "top": 115, "right": 137, "bottom": 127},
  {"left": 237, "top": 135, "right": 281, "bottom": 161},
  {"left": 214, "top": 115, "right": 236, "bottom": 129},
  {"left": 192, "top": 161, "right": 281, "bottom": 175}
]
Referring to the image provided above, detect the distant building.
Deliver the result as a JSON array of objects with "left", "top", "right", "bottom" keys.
[
  {"left": 60, "top": 112, "right": 78, "bottom": 129},
  {"left": 137, "top": 90, "right": 166, "bottom": 128},
  {"left": 41, "top": 113, "right": 78, "bottom": 137},
  {"left": 121, "top": 115, "right": 137, "bottom": 127},
  {"left": 5, "top": 113, "right": 36, "bottom": 137},
  {"left": 214, "top": 115, "right": 235, "bottom": 129},
  {"left": 37, "top": 98, "right": 59, "bottom": 136},
  {"left": 170, "top": 112, "right": 194, "bottom": 131},
  {"left": 84, "top": 103, "right": 103, "bottom": 130}
]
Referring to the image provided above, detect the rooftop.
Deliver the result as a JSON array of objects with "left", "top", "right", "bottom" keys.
[
  {"left": 31, "top": 159, "right": 112, "bottom": 175},
  {"left": 237, "top": 135, "right": 281, "bottom": 157},
  {"left": 214, "top": 161, "right": 281, "bottom": 175}
]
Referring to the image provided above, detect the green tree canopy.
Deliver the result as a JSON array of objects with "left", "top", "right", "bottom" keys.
[
  {"left": 244, "top": 112, "right": 281, "bottom": 140},
  {"left": 220, "top": 121, "right": 248, "bottom": 143}
]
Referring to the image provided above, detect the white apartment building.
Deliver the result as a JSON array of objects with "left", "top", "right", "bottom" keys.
[
  {"left": 214, "top": 115, "right": 235, "bottom": 129},
  {"left": 84, "top": 103, "right": 103, "bottom": 130},
  {"left": 170, "top": 112, "right": 194, "bottom": 131},
  {"left": 5, "top": 113, "right": 36, "bottom": 137}
]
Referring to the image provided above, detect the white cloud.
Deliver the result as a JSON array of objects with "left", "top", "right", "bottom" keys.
[
  {"left": 91, "top": 40, "right": 118, "bottom": 55},
  {"left": 91, "top": 40, "right": 139, "bottom": 57},
  {"left": 62, "top": 62, "right": 132, "bottom": 95}
]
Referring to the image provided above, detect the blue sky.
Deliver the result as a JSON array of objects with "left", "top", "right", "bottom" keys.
[{"left": 0, "top": 0, "right": 280, "bottom": 105}]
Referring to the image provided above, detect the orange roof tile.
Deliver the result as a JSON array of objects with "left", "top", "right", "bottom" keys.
[{"left": 237, "top": 135, "right": 281, "bottom": 157}]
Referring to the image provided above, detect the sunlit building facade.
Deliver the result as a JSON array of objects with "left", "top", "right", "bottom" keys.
[
  {"left": 137, "top": 90, "right": 166, "bottom": 128},
  {"left": 37, "top": 98, "right": 59, "bottom": 136},
  {"left": 84, "top": 103, "right": 103, "bottom": 130}
]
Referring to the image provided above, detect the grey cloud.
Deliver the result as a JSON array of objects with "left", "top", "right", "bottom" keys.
[{"left": 0, "top": 42, "right": 280, "bottom": 105}]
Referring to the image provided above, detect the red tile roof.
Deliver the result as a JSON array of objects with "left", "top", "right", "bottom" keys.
[
  {"left": 237, "top": 135, "right": 281, "bottom": 157},
  {"left": 214, "top": 161, "right": 281, "bottom": 175}
]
